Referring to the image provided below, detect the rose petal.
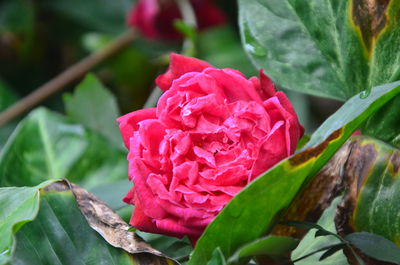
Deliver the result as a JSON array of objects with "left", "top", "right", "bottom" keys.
[
  {"left": 156, "top": 53, "right": 212, "bottom": 91},
  {"left": 117, "top": 108, "right": 157, "bottom": 148}
]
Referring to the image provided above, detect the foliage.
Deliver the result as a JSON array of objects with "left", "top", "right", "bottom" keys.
[
  {"left": 189, "top": 81, "right": 400, "bottom": 264},
  {"left": 1, "top": 0, "right": 400, "bottom": 264}
]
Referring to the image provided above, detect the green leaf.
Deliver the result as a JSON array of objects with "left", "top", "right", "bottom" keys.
[
  {"left": 319, "top": 244, "right": 346, "bottom": 261},
  {"left": 292, "top": 197, "right": 349, "bottom": 265},
  {"left": 206, "top": 248, "right": 227, "bottom": 265},
  {"left": 0, "top": 181, "right": 53, "bottom": 265},
  {"left": 64, "top": 73, "right": 123, "bottom": 149},
  {"left": 2, "top": 180, "right": 176, "bottom": 265},
  {"left": 0, "top": 108, "right": 127, "bottom": 189},
  {"left": 188, "top": 81, "right": 400, "bottom": 265},
  {"left": 344, "top": 232, "right": 400, "bottom": 264},
  {"left": 238, "top": 0, "right": 400, "bottom": 100},
  {"left": 228, "top": 236, "right": 298, "bottom": 264}
]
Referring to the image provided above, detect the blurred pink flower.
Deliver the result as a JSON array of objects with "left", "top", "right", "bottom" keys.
[{"left": 127, "top": 0, "right": 226, "bottom": 40}]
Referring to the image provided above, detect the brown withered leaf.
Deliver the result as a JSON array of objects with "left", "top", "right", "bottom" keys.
[
  {"left": 335, "top": 138, "right": 398, "bottom": 265},
  {"left": 273, "top": 136, "right": 399, "bottom": 265},
  {"left": 272, "top": 140, "right": 353, "bottom": 238},
  {"left": 45, "top": 180, "right": 178, "bottom": 265}
]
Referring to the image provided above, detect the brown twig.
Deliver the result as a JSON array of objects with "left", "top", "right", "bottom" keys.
[{"left": 0, "top": 29, "right": 137, "bottom": 126}]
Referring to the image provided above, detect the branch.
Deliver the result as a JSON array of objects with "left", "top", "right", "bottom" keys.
[{"left": 0, "top": 29, "right": 137, "bottom": 126}]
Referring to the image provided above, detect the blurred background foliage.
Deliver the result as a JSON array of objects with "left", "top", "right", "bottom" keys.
[{"left": 0, "top": 0, "right": 338, "bottom": 148}]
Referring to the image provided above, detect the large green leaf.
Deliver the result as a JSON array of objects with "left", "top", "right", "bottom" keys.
[
  {"left": 188, "top": 81, "right": 400, "bottom": 264},
  {"left": 0, "top": 180, "right": 176, "bottom": 265},
  {"left": 239, "top": 0, "right": 400, "bottom": 100},
  {"left": 0, "top": 181, "right": 52, "bottom": 264},
  {"left": 64, "top": 74, "right": 123, "bottom": 149},
  {"left": 0, "top": 108, "right": 127, "bottom": 189}
]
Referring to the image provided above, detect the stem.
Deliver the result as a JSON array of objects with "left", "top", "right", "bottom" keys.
[
  {"left": 142, "top": 0, "right": 198, "bottom": 109},
  {"left": 175, "top": 0, "right": 198, "bottom": 56},
  {"left": 0, "top": 29, "right": 137, "bottom": 126}
]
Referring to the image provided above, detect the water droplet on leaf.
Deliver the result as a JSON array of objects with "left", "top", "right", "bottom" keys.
[
  {"left": 243, "top": 22, "right": 266, "bottom": 57},
  {"left": 360, "top": 88, "right": 371, "bottom": 99}
]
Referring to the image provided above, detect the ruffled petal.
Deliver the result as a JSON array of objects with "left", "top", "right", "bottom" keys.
[
  {"left": 117, "top": 108, "right": 157, "bottom": 148},
  {"left": 156, "top": 53, "right": 212, "bottom": 91}
]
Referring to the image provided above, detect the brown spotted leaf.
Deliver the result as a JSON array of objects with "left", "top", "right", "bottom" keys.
[{"left": 334, "top": 136, "right": 400, "bottom": 265}]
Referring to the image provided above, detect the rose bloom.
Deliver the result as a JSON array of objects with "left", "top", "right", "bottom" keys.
[
  {"left": 118, "top": 54, "right": 304, "bottom": 243},
  {"left": 127, "top": 0, "right": 226, "bottom": 40}
]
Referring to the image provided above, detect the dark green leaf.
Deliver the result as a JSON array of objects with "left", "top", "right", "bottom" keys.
[
  {"left": 0, "top": 108, "right": 127, "bottom": 189},
  {"left": 345, "top": 232, "right": 400, "bottom": 264},
  {"left": 315, "top": 230, "right": 333, "bottom": 238},
  {"left": 228, "top": 236, "right": 298, "bottom": 263},
  {"left": 238, "top": 0, "right": 400, "bottom": 100},
  {"left": 9, "top": 180, "right": 176, "bottom": 265},
  {"left": 64, "top": 73, "right": 123, "bottom": 149},
  {"left": 319, "top": 244, "right": 346, "bottom": 261},
  {"left": 188, "top": 81, "right": 400, "bottom": 265}
]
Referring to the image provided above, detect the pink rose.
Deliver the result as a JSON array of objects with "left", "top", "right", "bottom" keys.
[
  {"left": 118, "top": 54, "right": 304, "bottom": 243},
  {"left": 127, "top": 0, "right": 226, "bottom": 40}
]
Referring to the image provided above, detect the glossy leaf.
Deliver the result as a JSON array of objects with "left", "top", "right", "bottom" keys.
[
  {"left": 64, "top": 73, "right": 123, "bottom": 149},
  {"left": 0, "top": 181, "right": 52, "bottom": 265},
  {"left": 0, "top": 108, "right": 127, "bottom": 189},
  {"left": 228, "top": 236, "right": 298, "bottom": 264},
  {"left": 239, "top": 0, "right": 400, "bottom": 100},
  {"left": 344, "top": 233, "right": 400, "bottom": 264},
  {"left": 188, "top": 81, "right": 400, "bottom": 264},
  {"left": 5, "top": 180, "right": 176, "bottom": 265}
]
